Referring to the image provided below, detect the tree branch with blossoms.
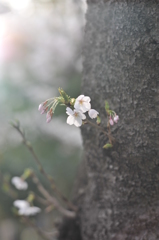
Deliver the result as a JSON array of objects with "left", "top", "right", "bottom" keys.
[
  {"left": 38, "top": 88, "right": 119, "bottom": 148},
  {"left": 7, "top": 88, "right": 119, "bottom": 239}
]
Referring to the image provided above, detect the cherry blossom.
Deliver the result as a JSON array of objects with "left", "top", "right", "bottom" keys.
[
  {"left": 88, "top": 109, "right": 99, "bottom": 119},
  {"left": 11, "top": 176, "right": 28, "bottom": 190},
  {"left": 66, "top": 107, "right": 86, "bottom": 127},
  {"left": 13, "top": 200, "right": 30, "bottom": 209},
  {"left": 74, "top": 95, "right": 91, "bottom": 113},
  {"left": 18, "top": 206, "right": 41, "bottom": 216},
  {"left": 13, "top": 200, "right": 41, "bottom": 216}
]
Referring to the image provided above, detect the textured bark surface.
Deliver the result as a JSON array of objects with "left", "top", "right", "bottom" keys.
[{"left": 59, "top": 1, "right": 159, "bottom": 240}]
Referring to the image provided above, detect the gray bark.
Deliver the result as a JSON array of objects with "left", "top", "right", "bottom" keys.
[{"left": 59, "top": 1, "right": 159, "bottom": 240}]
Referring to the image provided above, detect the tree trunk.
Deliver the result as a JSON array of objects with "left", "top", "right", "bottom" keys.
[{"left": 59, "top": 1, "right": 159, "bottom": 239}]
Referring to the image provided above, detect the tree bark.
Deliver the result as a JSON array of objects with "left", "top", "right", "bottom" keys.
[{"left": 59, "top": 1, "right": 159, "bottom": 239}]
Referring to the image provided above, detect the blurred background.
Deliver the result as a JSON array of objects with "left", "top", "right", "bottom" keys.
[{"left": 0, "top": 0, "right": 87, "bottom": 239}]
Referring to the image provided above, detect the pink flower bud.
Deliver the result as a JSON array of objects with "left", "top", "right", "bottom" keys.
[
  {"left": 109, "top": 117, "right": 114, "bottom": 126},
  {"left": 114, "top": 115, "right": 119, "bottom": 123},
  {"left": 46, "top": 109, "right": 53, "bottom": 123},
  {"left": 38, "top": 101, "right": 48, "bottom": 114}
]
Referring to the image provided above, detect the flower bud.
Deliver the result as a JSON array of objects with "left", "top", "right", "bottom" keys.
[
  {"left": 103, "top": 143, "right": 113, "bottom": 149},
  {"left": 70, "top": 98, "right": 76, "bottom": 106},
  {"left": 109, "top": 117, "right": 114, "bottom": 126},
  {"left": 46, "top": 109, "right": 53, "bottom": 123},
  {"left": 88, "top": 109, "right": 99, "bottom": 119},
  {"left": 114, "top": 115, "right": 119, "bottom": 123}
]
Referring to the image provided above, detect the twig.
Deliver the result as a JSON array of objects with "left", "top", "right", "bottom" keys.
[
  {"left": 85, "top": 119, "right": 115, "bottom": 144},
  {"left": 12, "top": 122, "right": 76, "bottom": 211},
  {"left": 22, "top": 217, "right": 54, "bottom": 240},
  {"left": 31, "top": 172, "right": 76, "bottom": 218},
  {"left": 85, "top": 119, "right": 108, "bottom": 136}
]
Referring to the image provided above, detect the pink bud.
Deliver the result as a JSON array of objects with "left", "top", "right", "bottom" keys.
[
  {"left": 38, "top": 101, "right": 48, "bottom": 114},
  {"left": 114, "top": 115, "right": 119, "bottom": 123},
  {"left": 46, "top": 110, "right": 53, "bottom": 123},
  {"left": 109, "top": 117, "right": 114, "bottom": 126},
  {"left": 38, "top": 103, "right": 43, "bottom": 111}
]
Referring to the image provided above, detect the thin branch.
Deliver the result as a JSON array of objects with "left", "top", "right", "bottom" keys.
[
  {"left": 31, "top": 172, "right": 76, "bottom": 219},
  {"left": 12, "top": 122, "right": 76, "bottom": 211},
  {"left": 85, "top": 119, "right": 115, "bottom": 144},
  {"left": 22, "top": 217, "right": 54, "bottom": 240},
  {"left": 85, "top": 119, "right": 108, "bottom": 136}
]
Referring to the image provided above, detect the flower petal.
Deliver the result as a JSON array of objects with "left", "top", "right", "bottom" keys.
[
  {"left": 76, "top": 95, "right": 84, "bottom": 101},
  {"left": 80, "top": 102, "right": 91, "bottom": 113},
  {"left": 11, "top": 177, "right": 28, "bottom": 190},
  {"left": 88, "top": 109, "right": 99, "bottom": 119},
  {"left": 66, "top": 107, "right": 74, "bottom": 116},
  {"left": 74, "top": 116, "right": 82, "bottom": 127},
  {"left": 19, "top": 206, "right": 41, "bottom": 216},
  {"left": 80, "top": 112, "right": 86, "bottom": 120},
  {"left": 67, "top": 115, "right": 74, "bottom": 125},
  {"left": 13, "top": 200, "right": 30, "bottom": 209},
  {"left": 83, "top": 96, "right": 91, "bottom": 102}
]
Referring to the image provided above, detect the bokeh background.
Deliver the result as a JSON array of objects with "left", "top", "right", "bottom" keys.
[{"left": 0, "top": 0, "right": 87, "bottom": 239}]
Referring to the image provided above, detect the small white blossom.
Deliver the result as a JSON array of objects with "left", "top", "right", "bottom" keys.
[
  {"left": 74, "top": 95, "right": 91, "bottom": 113},
  {"left": 114, "top": 115, "right": 119, "bottom": 123},
  {"left": 66, "top": 107, "right": 86, "bottom": 127},
  {"left": 11, "top": 177, "right": 28, "bottom": 190},
  {"left": 13, "top": 200, "right": 41, "bottom": 216},
  {"left": 88, "top": 109, "right": 99, "bottom": 119},
  {"left": 18, "top": 206, "right": 41, "bottom": 216},
  {"left": 13, "top": 200, "right": 30, "bottom": 209}
]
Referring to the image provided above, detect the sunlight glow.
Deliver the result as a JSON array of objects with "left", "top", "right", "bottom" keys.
[{"left": 6, "top": 0, "right": 31, "bottom": 10}]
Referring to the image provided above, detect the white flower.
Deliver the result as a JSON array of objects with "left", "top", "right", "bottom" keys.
[
  {"left": 88, "top": 109, "right": 99, "bottom": 119},
  {"left": 74, "top": 95, "right": 91, "bottom": 113},
  {"left": 66, "top": 107, "right": 86, "bottom": 127},
  {"left": 13, "top": 200, "right": 30, "bottom": 209},
  {"left": 11, "top": 177, "right": 28, "bottom": 190},
  {"left": 13, "top": 200, "right": 41, "bottom": 216},
  {"left": 18, "top": 206, "right": 41, "bottom": 216}
]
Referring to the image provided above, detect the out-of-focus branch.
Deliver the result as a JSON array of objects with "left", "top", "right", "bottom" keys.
[
  {"left": 31, "top": 172, "right": 76, "bottom": 218},
  {"left": 22, "top": 217, "right": 56, "bottom": 240},
  {"left": 11, "top": 121, "right": 77, "bottom": 211}
]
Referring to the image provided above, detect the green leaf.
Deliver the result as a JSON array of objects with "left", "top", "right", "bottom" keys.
[
  {"left": 58, "top": 88, "right": 70, "bottom": 104},
  {"left": 105, "top": 101, "right": 109, "bottom": 112},
  {"left": 96, "top": 116, "right": 101, "bottom": 125},
  {"left": 103, "top": 143, "right": 113, "bottom": 149}
]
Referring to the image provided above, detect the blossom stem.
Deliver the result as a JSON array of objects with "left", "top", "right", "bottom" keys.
[
  {"left": 85, "top": 119, "right": 108, "bottom": 136},
  {"left": 12, "top": 122, "right": 76, "bottom": 212},
  {"left": 85, "top": 119, "right": 115, "bottom": 144}
]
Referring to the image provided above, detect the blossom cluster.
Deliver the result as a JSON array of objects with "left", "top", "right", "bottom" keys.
[
  {"left": 38, "top": 90, "right": 119, "bottom": 134},
  {"left": 38, "top": 98, "right": 59, "bottom": 123},
  {"left": 66, "top": 95, "right": 99, "bottom": 127},
  {"left": 109, "top": 114, "right": 119, "bottom": 126},
  {"left": 11, "top": 176, "right": 41, "bottom": 216}
]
